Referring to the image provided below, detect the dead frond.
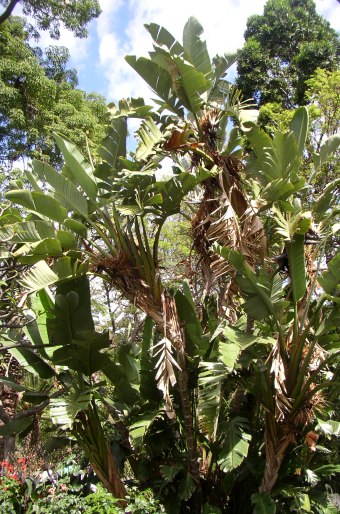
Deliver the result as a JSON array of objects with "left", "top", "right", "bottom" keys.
[{"left": 152, "top": 337, "right": 180, "bottom": 419}]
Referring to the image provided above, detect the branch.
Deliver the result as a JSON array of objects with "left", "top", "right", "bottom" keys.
[
  {"left": 0, "top": 342, "right": 60, "bottom": 351},
  {"left": 12, "top": 387, "right": 68, "bottom": 420},
  {"left": 0, "top": 0, "right": 20, "bottom": 24}
]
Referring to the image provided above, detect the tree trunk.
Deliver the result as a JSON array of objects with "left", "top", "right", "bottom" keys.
[
  {"left": 91, "top": 441, "right": 127, "bottom": 499},
  {"left": 176, "top": 346, "right": 203, "bottom": 512},
  {"left": 164, "top": 293, "right": 203, "bottom": 512},
  {"left": 259, "top": 416, "right": 292, "bottom": 493},
  {"left": 0, "top": 0, "right": 20, "bottom": 24},
  {"left": 0, "top": 355, "right": 21, "bottom": 461},
  {"left": 75, "top": 406, "right": 127, "bottom": 500}
]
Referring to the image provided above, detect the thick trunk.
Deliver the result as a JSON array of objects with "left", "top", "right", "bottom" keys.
[
  {"left": 0, "top": 356, "right": 21, "bottom": 461},
  {"left": 2, "top": 435, "right": 15, "bottom": 461},
  {"left": 91, "top": 442, "right": 127, "bottom": 499},
  {"left": 0, "top": 0, "right": 20, "bottom": 24},
  {"left": 164, "top": 293, "right": 203, "bottom": 512},
  {"left": 259, "top": 417, "right": 292, "bottom": 493},
  {"left": 75, "top": 407, "right": 127, "bottom": 500},
  {"left": 176, "top": 346, "right": 202, "bottom": 511},
  {"left": 118, "top": 285, "right": 203, "bottom": 508}
]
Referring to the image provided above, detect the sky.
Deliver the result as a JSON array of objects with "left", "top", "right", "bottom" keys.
[{"left": 34, "top": 0, "right": 340, "bottom": 104}]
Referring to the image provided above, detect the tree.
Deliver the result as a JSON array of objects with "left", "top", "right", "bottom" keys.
[
  {"left": 0, "top": 17, "right": 109, "bottom": 172},
  {"left": 0, "top": 17, "right": 339, "bottom": 514},
  {"left": 0, "top": 0, "right": 101, "bottom": 38},
  {"left": 305, "top": 68, "right": 340, "bottom": 151},
  {"left": 236, "top": 0, "right": 340, "bottom": 107}
]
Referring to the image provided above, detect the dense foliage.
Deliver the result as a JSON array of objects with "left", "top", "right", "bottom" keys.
[
  {"left": 0, "top": 17, "right": 109, "bottom": 172},
  {"left": 0, "top": 0, "right": 101, "bottom": 38},
  {"left": 0, "top": 4, "right": 339, "bottom": 514},
  {"left": 236, "top": 0, "right": 340, "bottom": 107}
]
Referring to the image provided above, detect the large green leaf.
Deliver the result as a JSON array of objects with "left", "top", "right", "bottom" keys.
[
  {"left": 136, "top": 117, "right": 164, "bottom": 161},
  {"left": 198, "top": 361, "right": 226, "bottom": 438},
  {"left": 271, "top": 132, "right": 299, "bottom": 181},
  {"left": 20, "top": 258, "right": 88, "bottom": 294},
  {"left": 246, "top": 125, "right": 300, "bottom": 186},
  {"left": 251, "top": 493, "right": 276, "bottom": 514},
  {"left": 316, "top": 418, "right": 340, "bottom": 437},
  {"left": 220, "top": 323, "right": 276, "bottom": 349},
  {"left": 52, "top": 276, "right": 95, "bottom": 337},
  {"left": 183, "top": 17, "right": 212, "bottom": 80},
  {"left": 52, "top": 332, "right": 110, "bottom": 375},
  {"left": 100, "top": 360, "right": 140, "bottom": 405},
  {"left": 53, "top": 132, "right": 97, "bottom": 201},
  {"left": 218, "top": 417, "right": 251, "bottom": 472},
  {"left": 20, "top": 261, "right": 59, "bottom": 293},
  {"left": 213, "top": 244, "right": 275, "bottom": 320},
  {"left": 289, "top": 106, "right": 309, "bottom": 157},
  {"left": 212, "top": 52, "right": 238, "bottom": 82},
  {"left": 63, "top": 218, "right": 87, "bottom": 237},
  {"left": 98, "top": 117, "right": 127, "bottom": 169},
  {"left": 24, "top": 290, "right": 55, "bottom": 359},
  {"left": 53, "top": 256, "right": 88, "bottom": 281},
  {"left": 172, "top": 55, "right": 209, "bottom": 114},
  {"left": 5, "top": 190, "right": 67, "bottom": 222},
  {"left": 0, "top": 221, "right": 55, "bottom": 243},
  {"left": 160, "top": 464, "right": 183, "bottom": 483},
  {"left": 50, "top": 389, "right": 92, "bottom": 428},
  {"left": 33, "top": 160, "right": 88, "bottom": 217},
  {"left": 154, "top": 165, "right": 219, "bottom": 217},
  {"left": 175, "top": 283, "right": 206, "bottom": 357},
  {"left": 125, "top": 56, "right": 184, "bottom": 116},
  {"left": 0, "top": 377, "right": 26, "bottom": 391},
  {"left": 0, "top": 417, "right": 34, "bottom": 436},
  {"left": 34, "top": 238, "right": 63, "bottom": 257},
  {"left": 318, "top": 253, "right": 340, "bottom": 297},
  {"left": 312, "top": 464, "right": 340, "bottom": 477},
  {"left": 178, "top": 472, "right": 196, "bottom": 501},
  {"left": 313, "top": 178, "right": 340, "bottom": 214},
  {"left": 129, "top": 411, "right": 159, "bottom": 447},
  {"left": 313, "top": 133, "right": 340, "bottom": 170},
  {"left": 8, "top": 346, "right": 55, "bottom": 379},
  {"left": 140, "top": 317, "right": 160, "bottom": 400},
  {"left": 45, "top": 277, "right": 112, "bottom": 376},
  {"left": 145, "top": 22, "right": 184, "bottom": 55}
]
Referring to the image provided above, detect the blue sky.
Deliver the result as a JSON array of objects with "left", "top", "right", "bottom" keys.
[{"left": 34, "top": 0, "right": 339, "bottom": 104}]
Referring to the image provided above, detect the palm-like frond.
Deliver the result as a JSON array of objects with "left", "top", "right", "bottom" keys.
[{"left": 152, "top": 336, "right": 180, "bottom": 418}]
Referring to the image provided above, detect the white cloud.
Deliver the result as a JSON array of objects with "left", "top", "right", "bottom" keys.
[
  {"left": 38, "top": 27, "right": 90, "bottom": 64},
  {"left": 315, "top": 0, "right": 340, "bottom": 31}
]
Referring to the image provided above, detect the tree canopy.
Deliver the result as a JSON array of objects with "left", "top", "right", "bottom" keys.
[
  {"left": 0, "top": 0, "right": 101, "bottom": 38},
  {"left": 0, "top": 17, "right": 109, "bottom": 172},
  {"left": 236, "top": 0, "right": 340, "bottom": 107}
]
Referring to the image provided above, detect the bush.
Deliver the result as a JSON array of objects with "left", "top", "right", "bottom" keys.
[{"left": 0, "top": 458, "right": 164, "bottom": 514}]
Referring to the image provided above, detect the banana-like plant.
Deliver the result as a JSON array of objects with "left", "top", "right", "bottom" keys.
[
  {"left": 0, "top": 16, "right": 339, "bottom": 514},
  {"left": 213, "top": 108, "right": 339, "bottom": 509},
  {"left": 0, "top": 276, "right": 127, "bottom": 498}
]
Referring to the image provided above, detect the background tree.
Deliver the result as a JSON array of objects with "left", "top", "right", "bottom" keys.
[
  {"left": 0, "top": 0, "right": 101, "bottom": 38},
  {"left": 0, "top": 17, "right": 109, "bottom": 174},
  {"left": 236, "top": 0, "right": 339, "bottom": 107}
]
